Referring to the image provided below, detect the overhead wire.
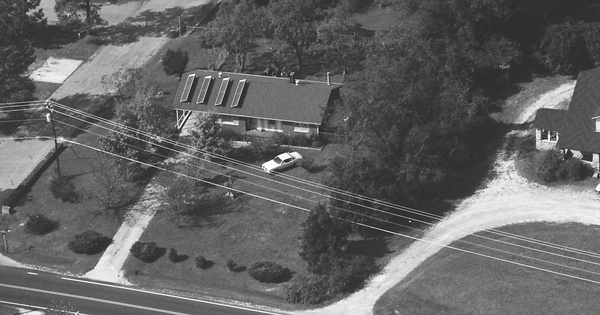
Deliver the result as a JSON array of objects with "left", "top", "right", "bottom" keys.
[
  {"left": 6, "top": 101, "right": 600, "bottom": 280},
  {"left": 45, "top": 101, "right": 600, "bottom": 263},
  {"left": 19, "top": 129, "right": 600, "bottom": 286},
  {"left": 47, "top": 108, "right": 600, "bottom": 274}
]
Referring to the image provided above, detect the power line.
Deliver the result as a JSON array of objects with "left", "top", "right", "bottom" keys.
[
  {"left": 18, "top": 132, "right": 600, "bottom": 286},
  {"left": 45, "top": 101, "right": 600, "bottom": 263},
  {"left": 48, "top": 111, "right": 600, "bottom": 275},
  {"left": 9, "top": 102, "right": 594, "bottom": 282}
]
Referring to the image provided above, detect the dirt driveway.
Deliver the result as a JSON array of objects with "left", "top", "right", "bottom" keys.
[{"left": 297, "top": 79, "right": 600, "bottom": 315}]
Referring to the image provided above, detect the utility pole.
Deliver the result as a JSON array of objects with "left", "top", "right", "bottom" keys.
[
  {"left": 0, "top": 230, "right": 9, "bottom": 253},
  {"left": 45, "top": 102, "right": 61, "bottom": 176}
]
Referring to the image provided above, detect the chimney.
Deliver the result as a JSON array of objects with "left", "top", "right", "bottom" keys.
[
  {"left": 289, "top": 72, "right": 295, "bottom": 84},
  {"left": 327, "top": 72, "right": 331, "bottom": 85}
]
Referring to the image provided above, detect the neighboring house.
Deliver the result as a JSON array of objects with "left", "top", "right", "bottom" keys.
[
  {"left": 533, "top": 67, "right": 600, "bottom": 168},
  {"left": 172, "top": 69, "right": 342, "bottom": 135}
]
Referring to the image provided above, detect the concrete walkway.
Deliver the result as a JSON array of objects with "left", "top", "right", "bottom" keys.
[{"left": 84, "top": 184, "right": 162, "bottom": 284}]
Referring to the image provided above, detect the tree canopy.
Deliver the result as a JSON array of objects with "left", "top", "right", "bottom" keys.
[
  {"left": 54, "top": 0, "right": 110, "bottom": 27},
  {"left": 203, "top": 0, "right": 267, "bottom": 72},
  {"left": 0, "top": 0, "right": 45, "bottom": 103}
]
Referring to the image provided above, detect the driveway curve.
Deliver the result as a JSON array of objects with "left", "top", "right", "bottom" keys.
[{"left": 297, "top": 77, "right": 598, "bottom": 315}]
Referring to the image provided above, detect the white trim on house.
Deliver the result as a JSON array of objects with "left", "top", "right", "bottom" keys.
[{"left": 186, "top": 110, "right": 321, "bottom": 126}]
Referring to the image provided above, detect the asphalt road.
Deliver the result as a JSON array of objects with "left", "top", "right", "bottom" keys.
[{"left": 0, "top": 266, "right": 283, "bottom": 315}]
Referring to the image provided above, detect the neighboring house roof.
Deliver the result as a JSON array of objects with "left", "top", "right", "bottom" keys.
[
  {"left": 172, "top": 69, "right": 342, "bottom": 125},
  {"left": 533, "top": 67, "right": 600, "bottom": 153}
]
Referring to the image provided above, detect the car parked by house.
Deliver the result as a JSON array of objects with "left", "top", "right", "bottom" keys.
[{"left": 262, "top": 152, "right": 302, "bottom": 173}]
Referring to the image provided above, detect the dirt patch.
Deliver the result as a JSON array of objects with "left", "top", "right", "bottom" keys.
[
  {"left": 49, "top": 36, "right": 168, "bottom": 100},
  {"left": 491, "top": 76, "right": 575, "bottom": 124},
  {"left": 29, "top": 57, "right": 83, "bottom": 84}
]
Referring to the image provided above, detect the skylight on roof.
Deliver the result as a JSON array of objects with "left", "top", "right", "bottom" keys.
[
  {"left": 215, "top": 77, "right": 230, "bottom": 106},
  {"left": 196, "top": 76, "right": 212, "bottom": 104},
  {"left": 231, "top": 79, "right": 246, "bottom": 107},
  {"left": 180, "top": 74, "right": 196, "bottom": 102}
]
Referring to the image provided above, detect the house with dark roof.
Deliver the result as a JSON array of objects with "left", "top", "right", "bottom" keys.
[
  {"left": 533, "top": 67, "right": 600, "bottom": 168},
  {"left": 172, "top": 69, "right": 342, "bottom": 135}
]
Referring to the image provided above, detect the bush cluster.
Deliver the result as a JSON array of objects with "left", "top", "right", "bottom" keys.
[
  {"left": 130, "top": 241, "right": 163, "bottom": 263},
  {"left": 284, "top": 275, "right": 330, "bottom": 305},
  {"left": 285, "top": 254, "right": 379, "bottom": 305},
  {"left": 297, "top": 156, "right": 316, "bottom": 172},
  {"left": 49, "top": 176, "right": 79, "bottom": 203},
  {"left": 24, "top": 214, "right": 59, "bottom": 235},
  {"left": 247, "top": 261, "right": 292, "bottom": 283},
  {"left": 535, "top": 150, "right": 593, "bottom": 182},
  {"left": 68, "top": 230, "right": 112, "bottom": 255},
  {"left": 194, "top": 255, "right": 211, "bottom": 269},
  {"left": 272, "top": 133, "right": 322, "bottom": 148}
]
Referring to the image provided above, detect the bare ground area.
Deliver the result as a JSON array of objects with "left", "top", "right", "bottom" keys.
[{"left": 298, "top": 77, "right": 597, "bottom": 315}]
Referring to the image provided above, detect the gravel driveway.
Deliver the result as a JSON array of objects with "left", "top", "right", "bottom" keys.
[{"left": 297, "top": 80, "right": 599, "bottom": 315}]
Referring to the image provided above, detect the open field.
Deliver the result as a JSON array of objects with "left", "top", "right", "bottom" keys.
[{"left": 374, "top": 222, "right": 600, "bottom": 315}]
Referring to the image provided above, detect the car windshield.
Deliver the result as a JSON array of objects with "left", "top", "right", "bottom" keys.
[{"left": 274, "top": 157, "right": 283, "bottom": 164}]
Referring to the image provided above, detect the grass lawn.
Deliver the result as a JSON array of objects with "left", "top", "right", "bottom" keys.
[
  {"left": 120, "top": 144, "right": 342, "bottom": 308},
  {"left": 373, "top": 222, "right": 600, "bottom": 315},
  {"left": 0, "top": 125, "right": 122, "bottom": 274}
]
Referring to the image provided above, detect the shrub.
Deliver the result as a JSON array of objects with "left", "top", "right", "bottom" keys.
[
  {"left": 327, "top": 255, "right": 379, "bottom": 294},
  {"left": 162, "top": 48, "right": 189, "bottom": 78},
  {"left": 130, "top": 241, "right": 163, "bottom": 263},
  {"left": 290, "top": 134, "right": 311, "bottom": 147},
  {"left": 226, "top": 259, "right": 237, "bottom": 272},
  {"left": 534, "top": 150, "right": 592, "bottom": 182},
  {"left": 247, "top": 261, "right": 292, "bottom": 283},
  {"left": 534, "top": 150, "right": 562, "bottom": 182},
  {"left": 49, "top": 176, "right": 79, "bottom": 203},
  {"left": 218, "top": 129, "right": 242, "bottom": 141},
  {"left": 284, "top": 275, "right": 330, "bottom": 305},
  {"left": 195, "top": 255, "right": 212, "bottom": 269},
  {"left": 249, "top": 137, "right": 283, "bottom": 159},
  {"left": 298, "top": 156, "right": 315, "bottom": 172},
  {"left": 68, "top": 230, "right": 112, "bottom": 255},
  {"left": 24, "top": 214, "right": 59, "bottom": 235},
  {"left": 559, "top": 158, "right": 593, "bottom": 181},
  {"left": 168, "top": 248, "right": 179, "bottom": 262}
]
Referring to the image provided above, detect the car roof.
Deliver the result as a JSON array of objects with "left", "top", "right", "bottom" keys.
[{"left": 277, "top": 152, "right": 292, "bottom": 159}]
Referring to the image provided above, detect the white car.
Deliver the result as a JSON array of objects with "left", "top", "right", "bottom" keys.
[{"left": 262, "top": 152, "right": 303, "bottom": 173}]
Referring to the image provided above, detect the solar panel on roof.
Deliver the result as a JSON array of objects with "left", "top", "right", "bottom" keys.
[
  {"left": 214, "top": 77, "right": 230, "bottom": 106},
  {"left": 196, "top": 76, "right": 212, "bottom": 104},
  {"left": 231, "top": 79, "right": 246, "bottom": 107},
  {"left": 180, "top": 74, "right": 196, "bottom": 102}
]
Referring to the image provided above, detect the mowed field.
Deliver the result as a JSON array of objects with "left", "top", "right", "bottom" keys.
[{"left": 374, "top": 222, "right": 600, "bottom": 315}]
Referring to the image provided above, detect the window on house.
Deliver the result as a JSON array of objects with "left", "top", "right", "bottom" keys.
[
  {"left": 220, "top": 115, "right": 239, "bottom": 125},
  {"left": 293, "top": 123, "right": 310, "bottom": 133},
  {"left": 541, "top": 129, "right": 558, "bottom": 141}
]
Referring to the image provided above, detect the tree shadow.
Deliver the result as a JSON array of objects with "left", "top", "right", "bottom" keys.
[
  {"left": 175, "top": 194, "right": 244, "bottom": 228},
  {"left": 32, "top": 24, "right": 81, "bottom": 50},
  {"left": 234, "top": 265, "right": 247, "bottom": 273}
]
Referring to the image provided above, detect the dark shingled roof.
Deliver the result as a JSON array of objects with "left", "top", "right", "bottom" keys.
[
  {"left": 533, "top": 67, "right": 600, "bottom": 153},
  {"left": 172, "top": 69, "right": 342, "bottom": 125}
]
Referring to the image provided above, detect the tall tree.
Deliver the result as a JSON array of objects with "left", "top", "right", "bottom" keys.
[
  {"left": 203, "top": 0, "right": 267, "bottom": 72},
  {"left": 188, "top": 111, "right": 231, "bottom": 158},
  {"left": 268, "top": 0, "right": 321, "bottom": 70},
  {"left": 299, "top": 204, "right": 350, "bottom": 274},
  {"left": 317, "top": 2, "right": 366, "bottom": 75},
  {"left": 0, "top": 0, "right": 45, "bottom": 103},
  {"left": 55, "top": 0, "right": 110, "bottom": 27}
]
